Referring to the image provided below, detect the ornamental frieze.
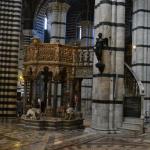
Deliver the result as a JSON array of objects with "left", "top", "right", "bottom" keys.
[{"left": 24, "top": 38, "right": 93, "bottom": 80}]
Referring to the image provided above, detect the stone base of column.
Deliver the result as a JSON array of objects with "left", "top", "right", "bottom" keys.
[
  {"left": 92, "top": 102, "right": 123, "bottom": 131},
  {"left": 91, "top": 49, "right": 124, "bottom": 131},
  {"left": 0, "top": 99, "right": 17, "bottom": 118},
  {"left": 81, "top": 79, "right": 92, "bottom": 118},
  {"left": 0, "top": 112, "right": 17, "bottom": 118}
]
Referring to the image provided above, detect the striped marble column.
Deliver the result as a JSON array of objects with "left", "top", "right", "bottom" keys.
[
  {"left": 132, "top": 0, "right": 150, "bottom": 115},
  {"left": 92, "top": 0, "right": 125, "bottom": 131},
  {"left": 17, "top": 29, "right": 32, "bottom": 101},
  {"left": 22, "top": 30, "right": 32, "bottom": 47},
  {"left": 80, "top": 20, "right": 94, "bottom": 117},
  {"left": 80, "top": 20, "right": 94, "bottom": 48},
  {"left": 47, "top": 2, "right": 70, "bottom": 44},
  {"left": 0, "top": 0, "right": 22, "bottom": 117},
  {"left": 19, "top": 29, "right": 32, "bottom": 71}
]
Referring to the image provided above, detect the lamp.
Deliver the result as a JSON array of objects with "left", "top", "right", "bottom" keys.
[{"left": 133, "top": 45, "right": 136, "bottom": 49}]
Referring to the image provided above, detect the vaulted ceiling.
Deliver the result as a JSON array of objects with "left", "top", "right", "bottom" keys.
[
  {"left": 22, "top": 0, "right": 95, "bottom": 29},
  {"left": 22, "top": 0, "right": 132, "bottom": 45}
]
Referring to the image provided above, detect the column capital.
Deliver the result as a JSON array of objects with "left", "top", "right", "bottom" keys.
[{"left": 48, "top": 2, "right": 70, "bottom": 13}]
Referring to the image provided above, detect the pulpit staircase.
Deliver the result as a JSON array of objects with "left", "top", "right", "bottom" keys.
[
  {"left": 75, "top": 49, "right": 145, "bottom": 133},
  {"left": 121, "top": 63, "right": 145, "bottom": 134}
]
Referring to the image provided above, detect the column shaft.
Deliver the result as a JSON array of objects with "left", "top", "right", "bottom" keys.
[
  {"left": 92, "top": 0, "right": 125, "bottom": 130},
  {"left": 132, "top": 0, "right": 150, "bottom": 114},
  {"left": 80, "top": 20, "right": 94, "bottom": 117},
  {"left": 0, "top": 0, "right": 22, "bottom": 117},
  {"left": 47, "top": 2, "right": 70, "bottom": 44},
  {"left": 53, "top": 81, "right": 58, "bottom": 117}
]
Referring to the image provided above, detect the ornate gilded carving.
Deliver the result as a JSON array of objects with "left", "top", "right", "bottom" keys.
[
  {"left": 75, "top": 67, "right": 93, "bottom": 78},
  {"left": 38, "top": 45, "right": 59, "bottom": 61},
  {"left": 25, "top": 43, "right": 77, "bottom": 63},
  {"left": 24, "top": 40, "right": 76, "bottom": 79},
  {"left": 24, "top": 38, "right": 93, "bottom": 80}
]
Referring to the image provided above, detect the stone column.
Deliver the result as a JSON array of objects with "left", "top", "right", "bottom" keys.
[
  {"left": 132, "top": 0, "right": 150, "bottom": 115},
  {"left": 48, "top": 80, "right": 52, "bottom": 107},
  {"left": 80, "top": 20, "right": 94, "bottom": 65},
  {"left": 23, "top": 79, "right": 28, "bottom": 113},
  {"left": 92, "top": 0, "right": 125, "bottom": 131},
  {"left": 53, "top": 80, "right": 58, "bottom": 117},
  {"left": 0, "top": 0, "right": 22, "bottom": 117},
  {"left": 76, "top": 79, "right": 82, "bottom": 111},
  {"left": 47, "top": 2, "right": 70, "bottom": 44},
  {"left": 32, "top": 79, "right": 37, "bottom": 107},
  {"left": 29, "top": 79, "right": 33, "bottom": 105},
  {"left": 80, "top": 20, "right": 94, "bottom": 48},
  {"left": 18, "top": 29, "right": 32, "bottom": 97},
  {"left": 80, "top": 20, "right": 94, "bottom": 117},
  {"left": 19, "top": 30, "right": 33, "bottom": 94},
  {"left": 61, "top": 81, "right": 65, "bottom": 106},
  {"left": 22, "top": 30, "right": 33, "bottom": 47}
]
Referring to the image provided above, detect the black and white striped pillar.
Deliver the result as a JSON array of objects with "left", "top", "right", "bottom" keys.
[
  {"left": 132, "top": 0, "right": 150, "bottom": 114},
  {"left": 92, "top": 0, "right": 125, "bottom": 131},
  {"left": 19, "top": 29, "right": 32, "bottom": 74},
  {"left": 80, "top": 20, "right": 94, "bottom": 117},
  {"left": 0, "top": 0, "right": 22, "bottom": 117},
  {"left": 47, "top": 2, "right": 70, "bottom": 44},
  {"left": 22, "top": 30, "right": 32, "bottom": 47},
  {"left": 80, "top": 20, "right": 94, "bottom": 48}
]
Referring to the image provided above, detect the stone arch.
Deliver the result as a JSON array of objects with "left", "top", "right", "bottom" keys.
[
  {"left": 32, "top": 0, "right": 94, "bottom": 43},
  {"left": 33, "top": 0, "right": 48, "bottom": 41}
]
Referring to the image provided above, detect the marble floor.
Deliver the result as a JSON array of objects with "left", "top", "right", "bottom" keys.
[{"left": 0, "top": 122, "right": 150, "bottom": 150}]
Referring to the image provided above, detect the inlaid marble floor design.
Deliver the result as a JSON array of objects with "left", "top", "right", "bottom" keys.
[
  {"left": 60, "top": 135, "right": 150, "bottom": 150},
  {"left": 0, "top": 123, "right": 150, "bottom": 150}
]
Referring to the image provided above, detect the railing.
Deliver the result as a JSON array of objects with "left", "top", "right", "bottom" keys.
[
  {"left": 24, "top": 38, "right": 94, "bottom": 79},
  {"left": 124, "top": 63, "right": 144, "bottom": 97},
  {"left": 25, "top": 41, "right": 94, "bottom": 68},
  {"left": 25, "top": 43, "right": 78, "bottom": 65},
  {"left": 124, "top": 63, "right": 144, "bottom": 118}
]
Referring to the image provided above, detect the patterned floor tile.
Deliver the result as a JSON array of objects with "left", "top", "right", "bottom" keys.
[{"left": 1, "top": 123, "right": 150, "bottom": 150}]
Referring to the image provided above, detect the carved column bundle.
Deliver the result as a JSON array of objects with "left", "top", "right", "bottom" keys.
[{"left": 92, "top": 0, "right": 125, "bottom": 131}]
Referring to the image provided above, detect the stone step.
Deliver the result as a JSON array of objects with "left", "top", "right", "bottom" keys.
[
  {"left": 18, "top": 118, "right": 84, "bottom": 130},
  {"left": 123, "top": 117, "right": 143, "bottom": 124},
  {"left": 119, "top": 127, "right": 141, "bottom": 136},
  {"left": 18, "top": 123, "right": 61, "bottom": 130},
  {"left": 120, "top": 117, "right": 144, "bottom": 134},
  {"left": 122, "top": 122, "right": 142, "bottom": 131}
]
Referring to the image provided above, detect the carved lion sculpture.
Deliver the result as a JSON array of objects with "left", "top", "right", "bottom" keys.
[
  {"left": 26, "top": 108, "right": 40, "bottom": 120},
  {"left": 65, "top": 107, "right": 75, "bottom": 120}
]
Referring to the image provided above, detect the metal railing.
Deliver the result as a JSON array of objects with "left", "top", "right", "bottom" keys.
[
  {"left": 124, "top": 63, "right": 144, "bottom": 118},
  {"left": 124, "top": 63, "right": 144, "bottom": 97}
]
